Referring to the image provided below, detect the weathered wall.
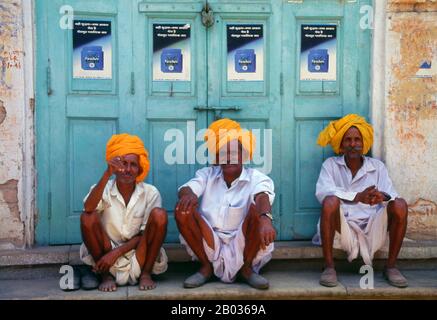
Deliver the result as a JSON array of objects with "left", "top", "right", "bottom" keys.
[
  {"left": 385, "top": 0, "right": 437, "bottom": 240},
  {"left": 0, "top": 0, "right": 34, "bottom": 249}
]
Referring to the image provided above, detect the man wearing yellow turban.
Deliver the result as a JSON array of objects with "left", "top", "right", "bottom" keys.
[
  {"left": 175, "top": 118, "right": 276, "bottom": 290},
  {"left": 79, "top": 133, "right": 168, "bottom": 292},
  {"left": 314, "top": 114, "right": 408, "bottom": 288}
]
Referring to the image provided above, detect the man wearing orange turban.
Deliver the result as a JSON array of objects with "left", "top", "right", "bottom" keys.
[
  {"left": 79, "top": 133, "right": 168, "bottom": 292},
  {"left": 175, "top": 118, "right": 276, "bottom": 290},
  {"left": 314, "top": 114, "right": 408, "bottom": 288}
]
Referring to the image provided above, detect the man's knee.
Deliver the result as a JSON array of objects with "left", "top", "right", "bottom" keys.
[
  {"left": 150, "top": 207, "right": 168, "bottom": 228},
  {"left": 174, "top": 207, "right": 192, "bottom": 226},
  {"left": 389, "top": 198, "right": 408, "bottom": 220},
  {"left": 80, "top": 211, "right": 100, "bottom": 230},
  {"left": 321, "top": 196, "right": 340, "bottom": 216}
]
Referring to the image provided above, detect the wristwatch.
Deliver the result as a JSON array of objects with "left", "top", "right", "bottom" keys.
[
  {"left": 260, "top": 212, "right": 273, "bottom": 221},
  {"left": 381, "top": 192, "right": 392, "bottom": 201}
]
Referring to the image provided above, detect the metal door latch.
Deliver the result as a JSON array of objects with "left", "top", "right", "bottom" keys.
[{"left": 201, "top": 3, "right": 214, "bottom": 28}]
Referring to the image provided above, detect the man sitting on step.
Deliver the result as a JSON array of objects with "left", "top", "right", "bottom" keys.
[
  {"left": 313, "top": 114, "right": 408, "bottom": 288},
  {"left": 79, "top": 133, "right": 168, "bottom": 292},
  {"left": 175, "top": 118, "right": 276, "bottom": 290}
]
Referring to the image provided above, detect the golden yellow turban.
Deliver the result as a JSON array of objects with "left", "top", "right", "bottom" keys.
[
  {"left": 106, "top": 133, "right": 150, "bottom": 183},
  {"left": 204, "top": 118, "right": 256, "bottom": 161},
  {"left": 317, "top": 114, "right": 374, "bottom": 155}
]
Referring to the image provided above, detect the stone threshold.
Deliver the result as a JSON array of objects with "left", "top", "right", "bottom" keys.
[
  {"left": 1, "top": 240, "right": 437, "bottom": 267},
  {"left": 1, "top": 269, "right": 437, "bottom": 300}
]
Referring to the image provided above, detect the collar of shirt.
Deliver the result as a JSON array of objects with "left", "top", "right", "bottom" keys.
[
  {"left": 334, "top": 155, "right": 377, "bottom": 184},
  {"left": 108, "top": 179, "right": 145, "bottom": 209},
  {"left": 213, "top": 165, "right": 250, "bottom": 188}
]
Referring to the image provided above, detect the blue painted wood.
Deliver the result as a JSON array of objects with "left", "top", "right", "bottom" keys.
[
  {"left": 132, "top": 0, "right": 207, "bottom": 242},
  {"left": 280, "top": 0, "right": 371, "bottom": 239},
  {"left": 36, "top": 0, "right": 370, "bottom": 244}
]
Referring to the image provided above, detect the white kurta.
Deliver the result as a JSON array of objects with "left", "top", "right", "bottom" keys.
[
  {"left": 80, "top": 180, "right": 168, "bottom": 285},
  {"left": 179, "top": 166, "right": 275, "bottom": 283},
  {"left": 312, "top": 156, "right": 399, "bottom": 265}
]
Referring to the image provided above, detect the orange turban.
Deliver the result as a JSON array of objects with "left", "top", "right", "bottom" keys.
[
  {"left": 106, "top": 133, "right": 150, "bottom": 183},
  {"left": 317, "top": 114, "right": 374, "bottom": 155},
  {"left": 204, "top": 118, "right": 256, "bottom": 161}
]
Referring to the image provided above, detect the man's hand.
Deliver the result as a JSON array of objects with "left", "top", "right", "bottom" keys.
[
  {"left": 106, "top": 156, "right": 126, "bottom": 176},
  {"left": 94, "top": 249, "right": 121, "bottom": 274},
  {"left": 176, "top": 188, "right": 199, "bottom": 215},
  {"left": 355, "top": 185, "right": 385, "bottom": 205},
  {"left": 259, "top": 217, "right": 276, "bottom": 250}
]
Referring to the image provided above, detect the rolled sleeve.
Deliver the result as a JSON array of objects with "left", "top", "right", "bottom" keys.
[
  {"left": 316, "top": 160, "right": 357, "bottom": 203},
  {"left": 376, "top": 162, "right": 399, "bottom": 200},
  {"left": 251, "top": 174, "right": 275, "bottom": 205},
  {"left": 141, "top": 186, "right": 163, "bottom": 231},
  {"left": 178, "top": 167, "right": 210, "bottom": 198}
]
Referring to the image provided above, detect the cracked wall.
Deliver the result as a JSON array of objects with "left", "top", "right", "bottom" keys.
[
  {"left": 386, "top": 0, "right": 437, "bottom": 240},
  {"left": 0, "top": 0, "right": 30, "bottom": 248}
]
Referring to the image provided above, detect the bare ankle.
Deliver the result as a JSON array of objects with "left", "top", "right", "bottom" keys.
[
  {"left": 325, "top": 263, "right": 335, "bottom": 269},
  {"left": 199, "top": 263, "right": 213, "bottom": 276},
  {"left": 240, "top": 265, "right": 253, "bottom": 278}
]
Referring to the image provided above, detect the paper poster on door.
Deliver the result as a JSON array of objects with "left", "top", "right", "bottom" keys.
[
  {"left": 153, "top": 24, "right": 191, "bottom": 81},
  {"left": 227, "top": 24, "right": 264, "bottom": 81},
  {"left": 73, "top": 20, "right": 112, "bottom": 79},
  {"left": 300, "top": 24, "right": 337, "bottom": 81}
]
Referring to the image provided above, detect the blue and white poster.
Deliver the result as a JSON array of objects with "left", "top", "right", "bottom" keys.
[
  {"left": 300, "top": 24, "right": 337, "bottom": 81},
  {"left": 73, "top": 20, "right": 112, "bottom": 79},
  {"left": 153, "top": 24, "right": 191, "bottom": 81},
  {"left": 227, "top": 24, "right": 264, "bottom": 81}
]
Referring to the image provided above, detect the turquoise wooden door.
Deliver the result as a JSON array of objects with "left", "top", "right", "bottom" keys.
[
  {"left": 36, "top": 0, "right": 137, "bottom": 244},
  {"left": 205, "top": 0, "right": 283, "bottom": 238},
  {"left": 36, "top": 0, "right": 370, "bottom": 244},
  {"left": 280, "top": 0, "right": 371, "bottom": 239},
  {"left": 132, "top": 1, "right": 208, "bottom": 242}
]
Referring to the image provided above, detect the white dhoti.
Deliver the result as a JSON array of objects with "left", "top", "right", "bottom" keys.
[
  {"left": 313, "top": 206, "right": 389, "bottom": 266},
  {"left": 180, "top": 216, "right": 274, "bottom": 283},
  {"left": 80, "top": 242, "right": 168, "bottom": 286}
]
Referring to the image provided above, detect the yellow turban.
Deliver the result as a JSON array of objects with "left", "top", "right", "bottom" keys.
[
  {"left": 204, "top": 118, "right": 256, "bottom": 161},
  {"left": 317, "top": 114, "right": 374, "bottom": 155},
  {"left": 106, "top": 133, "right": 150, "bottom": 183}
]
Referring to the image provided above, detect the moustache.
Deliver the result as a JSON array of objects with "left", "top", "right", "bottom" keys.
[{"left": 344, "top": 146, "right": 363, "bottom": 152}]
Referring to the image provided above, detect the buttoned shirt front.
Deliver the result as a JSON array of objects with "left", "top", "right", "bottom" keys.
[
  {"left": 315, "top": 155, "right": 398, "bottom": 223},
  {"left": 84, "top": 180, "right": 162, "bottom": 245},
  {"left": 180, "top": 166, "right": 275, "bottom": 237}
]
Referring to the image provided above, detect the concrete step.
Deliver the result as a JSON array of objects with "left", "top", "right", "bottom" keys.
[
  {"left": 2, "top": 240, "right": 437, "bottom": 281},
  {"left": 2, "top": 240, "right": 437, "bottom": 267},
  {"left": 1, "top": 267, "right": 437, "bottom": 300}
]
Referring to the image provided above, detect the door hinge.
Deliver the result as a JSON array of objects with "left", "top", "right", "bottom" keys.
[
  {"left": 356, "top": 70, "right": 360, "bottom": 97},
  {"left": 280, "top": 73, "right": 284, "bottom": 96},
  {"left": 48, "top": 192, "right": 52, "bottom": 220},
  {"left": 130, "top": 72, "right": 135, "bottom": 95},
  {"left": 46, "top": 60, "right": 52, "bottom": 96}
]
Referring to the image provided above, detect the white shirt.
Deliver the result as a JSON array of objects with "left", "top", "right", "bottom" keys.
[
  {"left": 315, "top": 156, "right": 399, "bottom": 222},
  {"left": 180, "top": 166, "right": 275, "bottom": 237},
  {"left": 83, "top": 180, "right": 162, "bottom": 245}
]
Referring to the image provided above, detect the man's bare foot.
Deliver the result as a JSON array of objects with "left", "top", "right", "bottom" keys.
[
  {"left": 139, "top": 273, "right": 156, "bottom": 290},
  {"left": 99, "top": 273, "right": 117, "bottom": 292}
]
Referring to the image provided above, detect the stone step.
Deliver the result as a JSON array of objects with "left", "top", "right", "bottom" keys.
[
  {"left": 1, "top": 241, "right": 437, "bottom": 281},
  {"left": 2, "top": 240, "right": 437, "bottom": 267},
  {"left": 1, "top": 268, "right": 437, "bottom": 300}
]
